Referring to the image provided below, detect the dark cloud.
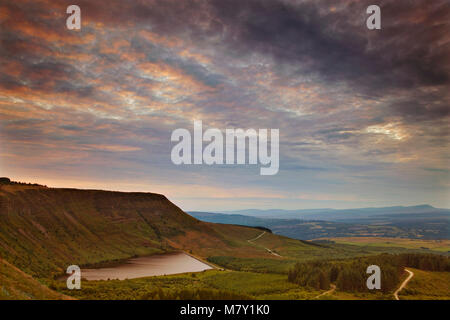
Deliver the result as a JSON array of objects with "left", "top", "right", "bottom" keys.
[
  {"left": 69, "top": 0, "right": 449, "bottom": 122},
  {"left": 0, "top": 0, "right": 449, "bottom": 208},
  {"left": 59, "top": 125, "right": 84, "bottom": 131},
  {"left": 3, "top": 1, "right": 449, "bottom": 102},
  {"left": 202, "top": 0, "right": 450, "bottom": 105}
]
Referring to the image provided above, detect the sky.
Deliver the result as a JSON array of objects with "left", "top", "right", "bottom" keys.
[{"left": 0, "top": 0, "right": 449, "bottom": 211}]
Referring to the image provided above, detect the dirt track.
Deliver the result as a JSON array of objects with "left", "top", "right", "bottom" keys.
[
  {"left": 394, "top": 268, "right": 414, "bottom": 300},
  {"left": 247, "top": 231, "right": 282, "bottom": 257}
]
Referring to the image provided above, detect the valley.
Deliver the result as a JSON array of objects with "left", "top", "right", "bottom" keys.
[
  {"left": 0, "top": 183, "right": 448, "bottom": 300},
  {"left": 190, "top": 209, "right": 450, "bottom": 241}
]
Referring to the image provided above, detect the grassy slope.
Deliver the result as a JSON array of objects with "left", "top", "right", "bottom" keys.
[
  {"left": 0, "top": 185, "right": 324, "bottom": 279},
  {"left": 399, "top": 268, "right": 450, "bottom": 300},
  {"left": 320, "top": 237, "right": 450, "bottom": 253},
  {"left": 205, "top": 232, "right": 446, "bottom": 274},
  {"left": 0, "top": 258, "right": 72, "bottom": 300},
  {"left": 49, "top": 262, "right": 450, "bottom": 300},
  {"left": 51, "top": 269, "right": 321, "bottom": 300},
  {"left": 304, "top": 267, "right": 450, "bottom": 300},
  {"left": 2, "top": 185, "right": 446, "bottom": 300},
  {"left": 0, "top": 185, "right": 189, "bottom": 277}
]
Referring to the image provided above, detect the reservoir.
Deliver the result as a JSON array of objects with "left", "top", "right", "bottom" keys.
[{"left": 81, "top": 252, "right": 213, "bottom": 280}]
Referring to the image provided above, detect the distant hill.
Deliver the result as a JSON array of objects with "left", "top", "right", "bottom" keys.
[
  {"left": 189, "top": 211, "right": 293, "bottom": 228},
  {"left": 190, "top": 207, "right": 450, "bottom": 240},
  {"left": 219, "top": 205, "right": 449, "bottom": 221}
]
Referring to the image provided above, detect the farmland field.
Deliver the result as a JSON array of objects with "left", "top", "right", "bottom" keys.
[
  {"left": 316, "top": 237, "right": 450, "bottom": 253},
  {"left": 399, "top": 268, "right": 450, "bottom": 300}
]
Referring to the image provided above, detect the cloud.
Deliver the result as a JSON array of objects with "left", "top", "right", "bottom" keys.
[{"left": 0, "top": 0, "right": 448, "bottom": 209}]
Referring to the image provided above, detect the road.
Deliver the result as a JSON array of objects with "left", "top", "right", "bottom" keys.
[
  {"left": 247, "top": 231, "right": 282, "bottom": 257},
  {"left": 314, "top": 284, "right": 336, "bottom": 299},
  {"left": 394, "top": 268, "right": 414, "bottom": 300},
  {"left": 247, "top": 231, "right": 266, "bottom": 242}
]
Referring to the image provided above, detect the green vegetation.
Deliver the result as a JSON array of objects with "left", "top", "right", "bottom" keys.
[
  {"left": 206, "top": 242, "right": 447, "bottom": 275},
  {"left": 289, "top": 255, "right": 400, "bottom": 293},
  {"left": 1, "top": 184, "right": 448, "bottom": 300},
  {"left": 0, "top": 177, "right": 11, "bottom": 184},
  {"left": 208, "top": 256, "right": 295, "bottom": 274},
  {"left": 288, "top": 253, "right": 449, "bottom": 296},
  {"left": 2, "top": 184, "right": 403, "bottom": 278},
  {"left": 400, "top": 268, "right": 450, "bottom": 300},
  {"left": 190, "top": 209, "right": 450, "bottom": 240},
  {"left": 0, "top": 258, "right": 70, "bottom": 300},
  {"left": 50, "top": 270, "right": 320, "bottom": 300},
  {"left": 0, "top": 185, "right": 292, "bottom": 278},
  {"left": 0, "top": 177, "right": 46, "bottom": 187},
  {"left": 48, "top": 253, "right": 450, "bottom": 300},
  {"left": 323, "top": 237, "right": 450, "bottom": 253},
  {"left": 0, "top": 186, "right": 183, "bottom": 277}
]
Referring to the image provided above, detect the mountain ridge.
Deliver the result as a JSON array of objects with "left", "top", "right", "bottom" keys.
[
  {"left": 0, "top": 184, "right": 320, "bottom": 278},
  {"left": 217, "top": 205, "right": 448, "bottom": 220},
  {"left": 190, "top": 207, "right": 450, "bottom": 240}
]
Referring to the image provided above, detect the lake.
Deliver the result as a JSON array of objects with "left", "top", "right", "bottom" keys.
[{"left": 81, "top": 252, "right": 213, "bottom": 280}]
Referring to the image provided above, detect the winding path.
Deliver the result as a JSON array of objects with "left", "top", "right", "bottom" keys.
[
  {"left": 394, "top": 268, "right": 414, "bottom": 300},
  {"left": 247, "top": 231, "right": 266, "bottom": 242},
  {"left": 247, "top": 231, "right": 282, "bottom": 257},
  {"left": 314, "top": 284, "right": 336, "bottom": 299}
]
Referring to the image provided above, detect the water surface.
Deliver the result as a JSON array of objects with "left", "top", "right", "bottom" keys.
[{"left": 81, "top": 252, "right": 213, "bottom": 280}]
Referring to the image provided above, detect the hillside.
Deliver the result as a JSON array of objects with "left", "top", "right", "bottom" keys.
[
  {"left": 1, "top": 183, "right": 449, "bottom": 301},
  {"left": 0, "top": 258, "right": 71, "bottom": 300},
  {"left": 0, "top": 184, "right": 321, "bottom": 279},
  {"left": 398, "top": 268, "right": 450, "bottom": 300}
]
